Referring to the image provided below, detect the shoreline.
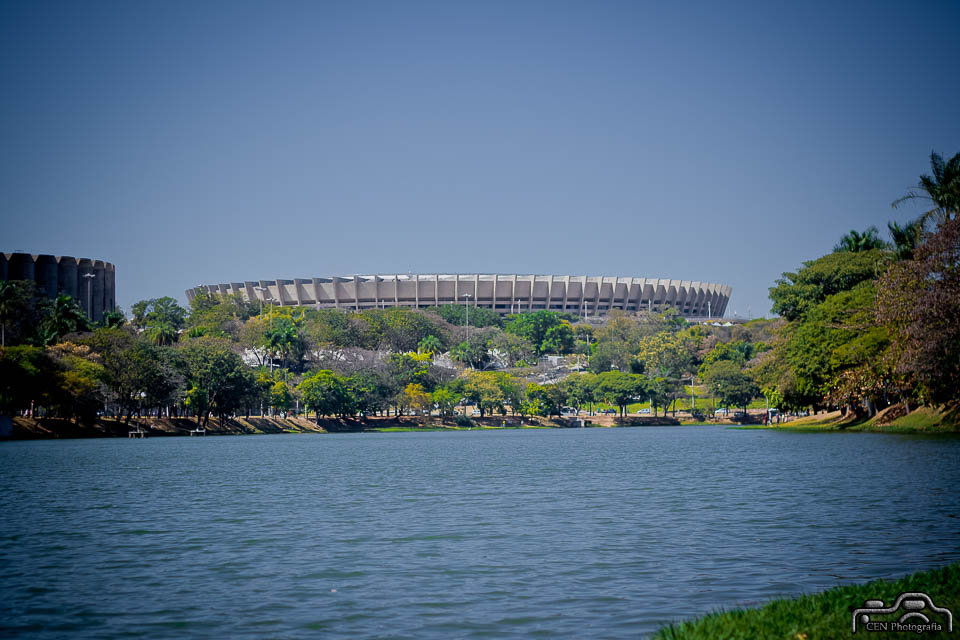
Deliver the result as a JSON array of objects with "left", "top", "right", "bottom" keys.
[
  {"left": 652, "top": 562, "right": 959, "bottom": 639},
  {"left": 732, "top": 406, "right": 959, "bottom": 434},
  {"left": 6, "top": 406, "right": 956, "bottom": 440},
  {"left": 4, "top": 414, "right": 727, "bottom": 440}
]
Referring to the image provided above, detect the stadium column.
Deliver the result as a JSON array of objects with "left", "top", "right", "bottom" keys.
[
  {"left": 562, "top": 275, "right": 570, "bottom": 312},
  {"left": 511, "top": 274, "right": 517, "bottom": 313},
  {"left": 354, "top": 275, "right": 360, "bottom": 310},
  {"left": 594, "top": 276, "right": 603, "bottom": 316},
  {"left": 434, "top": 274, "right": 439, "bottom": 306}
]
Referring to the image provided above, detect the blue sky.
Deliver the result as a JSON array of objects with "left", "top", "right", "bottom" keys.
[{"left": 2, "top": 0, "right": 959, "bottom": 317}]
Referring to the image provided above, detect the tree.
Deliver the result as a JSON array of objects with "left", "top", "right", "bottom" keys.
[
  {"left": 541, "top": 323, "right": 575, "bottom": 354},
  {"left": 504, "top": 311, "right": 563, "bottom": 356},
  {"left": 589, "top": 340, "right": 632, "bottom": 373},
  {"left": 887, "top": 219, "right": 923, "bottom": 261},
  {"left": 297, "top": 370, "right": 350, "bottom": 421},
  {"left": 769, "top": 249, "right": 889, "bottom": 321},
  {"left": 0, "top": 345, "right": 56, "bottom": 416},
  {"left": 563, "top": 372, "right": 598, "bottom": 413},
  {"left": 386, "top": 352, "right": 435, "bottom": 390},
  {"left": 0, "top": 280, "right": 43, "bottom": 346},
  {"left": 834, "top": 227, "right": 889, "bottom": 253},
  {"left": 702, "top": 360, "right": 759, "bottom": 412},
  {"left": 263, "top": 312, "right": 307, "bottom": 371},
  {"left": 488, "top": 332, "right": 534, "bottom": 366},
  {"left": 698, "top": 340, "right": 756, "bottom": 377},
  {"left": 893, "top": 150, "right": 960, "bottom": 230},
  {"left": 400, "top": 383, "right": 432, "bottom": 415},
  {"left": 779, "top": 282, "right": 889, "bottom": 414},
  {"left": 459, "top": 371, "right": 505, "bottom": 417},
  {"left": 307, "top": 309, "right": 365, "bottom": 348},
  {"left": 878, "top": 216, "right": 960, "bottom": 415},
  {"left": 179, "top": 337, "right": 255, "bottom": 426},
  {"left": 524, "top": 382, "right": 565, "bottom": 417},
  {"left": 186, "top": 293, "right": 255, "bottom": 339},
  {"left": 596, "top": 371, "right": 646, "bottom": 419},
  {"left": 345, "top": 369, "right": 393, "bottom": 417},
  {"left": 450, "top": 335, "right": 490, "bottom": 369},
  {"left": 270, "top": 381, "right": 294, "bottom": 414},
  {"left": 100, "top": 309, "right": 126, "bottom": 328},
  {"left": 37, "top": 295, "right": 91, "bottom": 345},
  {"left": 432, "top": 304, "right": 502, "bottom": 328},
  {"left": 418, "top": 334, "right": 443, "bottom": 355},
  {"left": 432, "top": 387, "right": 460, "bottom": 420},
  {"left": 635, "top": 331, "right": 694, "bottom": 379},
  {"left": 356, "top": 308, "right": 448, "bottom": 352},
  {"left": 132, "top": 297, "right": 187, "bottom": 331}
]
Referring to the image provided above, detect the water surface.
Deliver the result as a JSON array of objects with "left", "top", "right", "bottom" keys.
[{"left": 2, "top": 427, "right": 958, "bottom": 638}]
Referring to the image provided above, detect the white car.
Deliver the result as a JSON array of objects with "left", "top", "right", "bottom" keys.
[{"left": 637, "top": 408, "right": 651, "bottom": 414}]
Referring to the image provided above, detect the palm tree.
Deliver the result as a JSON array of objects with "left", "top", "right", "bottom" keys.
[
  {"left": 893, "top": 150, "right": 960, "bottom": 230},
  {"left": 833, "top": 227, "right": 889, "bottom": 253},
  {"left": 887, "top": 219, "right": 923, "bottom": 261},
  {"left": 146, "top": 321, "right": 179, "bottom": 346},
  {"left": 38, "top": 295, "right": 91, "bottom": 345}
]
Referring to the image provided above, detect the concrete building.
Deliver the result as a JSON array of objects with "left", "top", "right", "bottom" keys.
[
  {"left": 1, "top": 252, "right": 116, "bottom": 322},
  {"left": 187, "top": 274, "right": 731, "bottom": 319}
]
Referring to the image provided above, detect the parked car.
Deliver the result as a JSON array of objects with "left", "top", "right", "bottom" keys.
[
  {"left": 470, "top": 409, "right": 481, "bottom": 416},
  {"left": 599, "top": 409, "right": 617, "bottom": 414},
  {"left": 715, "top": 408, "right": 729, "bottom": 415},
  {"left": 637, "top": 408, "right": 651, "bottom": 414}
]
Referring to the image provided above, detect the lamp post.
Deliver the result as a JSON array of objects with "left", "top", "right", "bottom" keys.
[
  {"left": 462, "top": 293, "right": 472, "bottom": 339},
  {"left": 253, "top": 286, "right": 266, "bottom": 318},
  {"left": 82, "top": 272, "right": 95, "bottom": 321}
]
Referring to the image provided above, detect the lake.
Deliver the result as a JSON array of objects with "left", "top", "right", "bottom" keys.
[{"left": 1, "top": 426, "right": 958, "bottom": 638}]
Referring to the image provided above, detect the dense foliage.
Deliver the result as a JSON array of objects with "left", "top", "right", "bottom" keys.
[
  {"left": 755, "top": 151, "right": 960, "bottom": 418},
  {"left": 2, "top": 152, "right": 955, "bottom": 427}
]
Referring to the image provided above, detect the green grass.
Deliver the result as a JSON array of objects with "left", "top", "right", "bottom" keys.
[
  {"left": 653, "top": 562, "right": 959, "bottom": 639},
  {"left": 736, "top": 407, "right": 959, "bottom": 434}
]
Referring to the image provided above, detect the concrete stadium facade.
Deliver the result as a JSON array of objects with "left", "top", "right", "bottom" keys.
[
  {"left": 187, "top": 274, "right": 731, "bottom": 318},
  {"left": 1, "top": 252, "right": 116, "bottom": 322}
]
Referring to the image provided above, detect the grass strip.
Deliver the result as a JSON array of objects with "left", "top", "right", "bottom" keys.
[{"left": 653, "top": 562, "right": 959, "bottom": 639}]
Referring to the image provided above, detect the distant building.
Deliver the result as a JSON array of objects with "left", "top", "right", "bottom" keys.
[
  {"left": 187, "top": 274, "right": 731, "bottom": 319},
  {"left": 1, "top": 252, "right": 116, "bottom": 322}
]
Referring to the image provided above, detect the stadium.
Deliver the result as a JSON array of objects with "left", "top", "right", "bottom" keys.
[{"left": 187, "top": 274, "right": 731, "bottom": 319}]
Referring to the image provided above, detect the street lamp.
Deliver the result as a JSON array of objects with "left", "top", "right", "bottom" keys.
[
  {"left": 462, "top": 293, "right": 472, "bottom": 338},
  {"left": 253, "top": 286, "right": 267, "bottom": 318},
  {"left": 82, "top": 272, "right": 95, "bottom": 320}
]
